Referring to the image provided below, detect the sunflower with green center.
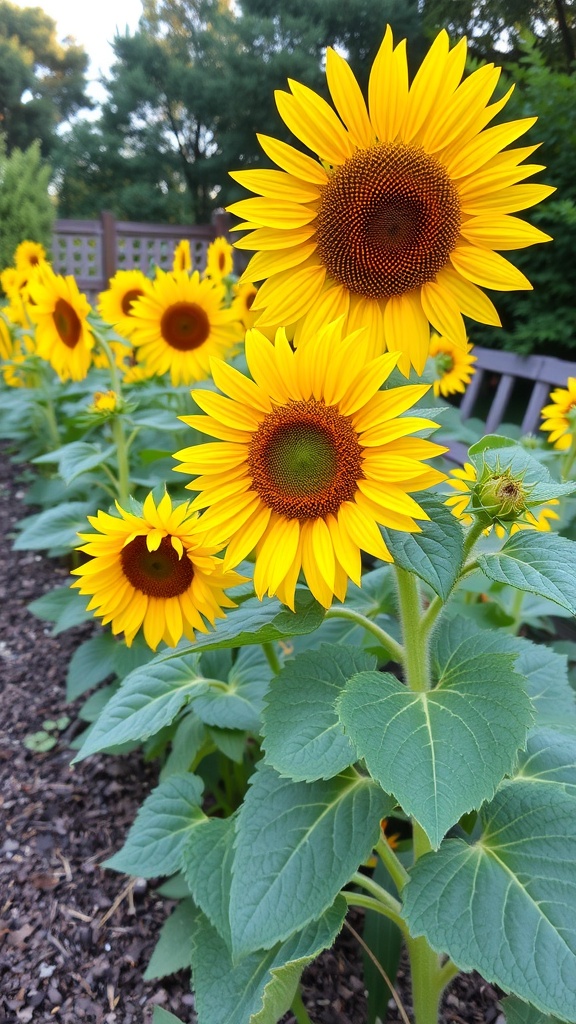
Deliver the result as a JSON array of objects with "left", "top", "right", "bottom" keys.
[
  {"left": 128, "top": 269, "right": 240, "bottom": 386},
  {"left": 71, "top": 492, "right": 246, "bottom": 650},
  {"left": 429, "top": 333, "right": 476, "bottom": 397},
  {"left": 14, "top": 240, "right": 47, "bottom": 273},
  {"left": 205, "top": 236, "right": 234, "bottom": 281},
  {"left": 173, "top": 239, "right": 192, "bottom": 272},
  {"left": 445, "top": 461, "right": 559, "bottom": 535},
  {"left": 540, "top": 379, "right": 576, "bottom": 451},
  {"left": 174, "top": 322, "right": 446, "bottom": 609},
  {"left": 98, "top": 270, "right": 150, "bottom": 337},
  {"left": 27, "top": 268, "right": 94, "bottom": 381},
  {"left": 228, "top": 27, "right": 553, "bottom": 376}
]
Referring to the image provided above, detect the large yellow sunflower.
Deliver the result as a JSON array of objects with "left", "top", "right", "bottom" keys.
[
  {"left": 128, "top": 269, "right": 240, "bottom": 386},
  {"left": 174, "top": 321, "right": 446, "bottom": 609},
  {"left": 204, "top": 236, "right": 234, "bottom": 281},
  {"left": 429, "top": 333, "right": 476, "bottom": 397},
  {"left": 71, "top": 492, "right": 246, "bottom": 650},
  {"left": 540, "top": 379, "right": 576, "bottom": 451},
  {"left": 98, "top": 269, "right": 150, "bottom": 336},
  {"left": 228, "top": 27, "right": 553, "bottom": 376},
  {"left": 27, "top": 268, "right": 94, "bottom": 382}
]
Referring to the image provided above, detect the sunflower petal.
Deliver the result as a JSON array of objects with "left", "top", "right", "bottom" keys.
[
  {"left": 326, "top": 47, "right": 372, "bottom": 149},
  {"left": 450, "top": 246, "right": 533, "bottom": 291},
  {"left": 384, "top": 290, "right": 430, "bottom": 376},
  {"left": 256, "top": 134, "right": 328, "bottom": 185},
  {"left": 368, "top": 27, "right": 409, "bottom": 142}
]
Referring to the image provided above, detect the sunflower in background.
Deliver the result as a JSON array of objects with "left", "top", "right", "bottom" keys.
[
  {"left": 205, "top": 236, "right": 234, "bottom": 281},
  {"left": 14, "top": 240, "right": 48, "bottom": 274},
  {"left": 174, "top": 321, "right": 446, "bottom": 609},
  {"left": 541, "top": 379, "right": 576, "bottom": 451},
  {"left": 429, "top": 333, "right": 476, "bottom": 397},
  {"left": 128, "top": 269, "right": 240, "bottom": 386},
  {"left": 71, "top": 492, "right": 246, "bottom": 650},
  {"left": 0, "top": 316, "right": 12, "bottom": 360},
  {"left": 229, "top": 26, "right": 553, "bottom": 375},
  {"left": 232, "top": 281, "right": 259, "bottom": 330},
  {"left": 98, "top": 269, "right": 150, "bottom": 337},
  {"left": 173, "top": 239, "right": 192, "bottom": 273},
  {"left": 27, "top": 267, "right": 94, "bottom": 382}
]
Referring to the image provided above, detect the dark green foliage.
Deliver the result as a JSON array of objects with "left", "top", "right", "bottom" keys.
[
  {"left": 0, "top": 139, "right": 54, "bottom": 270},
  {"left": 0, "top": 1, "right": 91, "bottom": 156}
]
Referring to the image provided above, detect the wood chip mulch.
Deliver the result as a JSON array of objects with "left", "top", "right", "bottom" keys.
[{"left": 0, "top": 447, "right": 505, "bottom": 1023}]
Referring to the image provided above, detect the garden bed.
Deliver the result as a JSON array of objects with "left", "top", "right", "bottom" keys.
[{"left": 0, "top": 448, "right": 504, "bottom": 1024}]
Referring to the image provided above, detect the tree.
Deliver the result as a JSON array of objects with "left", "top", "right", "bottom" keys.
[
  {"left": 0, "top": 1, "right": 91, "bottom": 156},
  {"left": 0, "top": 138, "right": 54, "bottom": 271}
]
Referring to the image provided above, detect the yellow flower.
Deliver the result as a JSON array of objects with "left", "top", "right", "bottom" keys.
[
  {"left": 205, "top": 236, "right": 234, "bottom": 281},
  {"left": 71, "top": 492, "right": 246, "bottom": 650},
  {"left": 14, "top": 240, "right": 47, "bottom": 273},
  {"left": 92, "top": 339, "right": 132, "bottom": 372},
  {"left": 98, "top": 270, "right": 150, "bottom": 336},
  {"left": 429, "top": 333, "right": 476, "bottom": 397},
  {"left": 445, "top": 461, "right": 559, "bottom": 534},
  {"left": 128, "top": 269, "right": 240, "bottom": 386},
  {"left": 174, "top": 322, "right": 446, "bottom": 609},
  {"left": 232, "top": 281, "right": 259, "bottom": 330},
  {"left": 28, "top": 268, "right": 94, "bottom": 382},
  {"left": 89, "top": 390, "right": 119, "bottom": 414},
  {"left": 123, "top": 360, "right": 155, "bottom": 385},
  {"left": 229, "top": 27, "right": 553, "bottom": 376},
  {"left": 540, "top": 378, "right": 576, "bottom": 451},
  {"left": 0, "top": 316, "right": 12, "bottom": 360},
  {"left": 1, "top": 334, "right": 38, "bottom": 388},
  {"left": 173, "top": 239, "right": 192, "bottom": 273},
  {"left": 1, "top": 267, "right": 19, "bottom": 298}
]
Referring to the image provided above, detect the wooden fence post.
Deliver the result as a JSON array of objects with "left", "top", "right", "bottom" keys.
[
  {"left": 211, "top": 209, "right": 232, "bottom": 239},
  {"left": 101, "top": 210, "right": 117, "bottom": 284}
]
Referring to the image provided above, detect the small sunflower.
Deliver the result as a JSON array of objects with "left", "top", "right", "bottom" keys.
[
  {"left": 205, "top": 236, "right": 234, "bottom": 281},
  {"left": 540, "top": 379, "right": 576, "bottom": 451},
  {"left": 232, "top": 281, "right": 259, "bottom": 330},
  {"left": 445, "top": 461, "right": 559, "bottom": 534},
  {"left": 229, "top": 27, "right": 553, "bottom": 375},
  {"left": 27, "top": 269, "right": 94, "bottom": 382},
  {"left": 174, "top": 322, "right": 446, "bottom": 609},
  {"left": 173, "top": 239, "right": 192, "bottom": 273},
  {"left": 89, "top": 390, "right": 120, "bottom": 415},
  {"left": 128, "top": 269, "right": 239, "bottom": 386},
  {"left": 98, "top": 270, "right": 150, "bottom": 336},
  {"left": 429, "top": 333, "right": 476, "bottom": 397},
  {"left": 14, "top": 240, "right": 47, "bottom": 273},
  {"left": 71, "top": 492, "right": 246, "bottom": 650}
]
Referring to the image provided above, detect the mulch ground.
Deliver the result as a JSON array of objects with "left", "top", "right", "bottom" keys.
[{"left": 0, "top": 446, "right": 505, "bottom": 1024}]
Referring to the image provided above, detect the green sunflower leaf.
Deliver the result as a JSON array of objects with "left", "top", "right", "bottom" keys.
[
  {"left": 337, "top": 620, "right": 533, "bottom": 848},
  {"left": 262, "top": 644, "right": 375, "bottom": 781},
  {"left": 28, "top": 584, "right": 91, "bottom": 635},
  {"left": 14, "top": 500, "right": 98, "bottom": 552},
  {"left": 381, "top": 491, "right": 464, "bottom": 600},
  {"left": 144, "top": 898, "right": 196, "bottom": 980},
  {"left": 33, "top": 440, "right": 117, "bottom": 484},
  {"left": 229, "top": 763, "right": 391, "bottom": 956},
  {"left": 402, "top": 729, "right": 576, "bottom": 1021},
  {"left": 72, "top": 653, "right": 208, "bottom": 760},
  {"left": 66, "top": 633, "right": 118, "bottom": 700},
  {"left": 148, "top": 591, "right": 324, "bottom": 664},
  {"left": 501, "top": 996, "right": 566, "bottom": 1024},
  {"left": 104, "top": 773, "right": 206, "bottom": 878},
  {"left": 190, "top": 899, "right": 346, "bottom": 1024},
  {"left": 478, "top": 532, "right": 576, "bottom": 614},
  {"left": 183, "top": 815, "right": 235, "bottom": 947},
  {"left": 191, "top": 646, "right": 272, "bottom": 732}
]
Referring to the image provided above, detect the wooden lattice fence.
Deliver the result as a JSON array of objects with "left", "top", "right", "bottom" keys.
[{"left": 52, "top": 210, "right": 232, "bottom": 301}]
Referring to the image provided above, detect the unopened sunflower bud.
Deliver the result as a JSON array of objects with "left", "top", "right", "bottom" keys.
[{"left": 477, "top": 468, "right": 528, "bottom": 523}]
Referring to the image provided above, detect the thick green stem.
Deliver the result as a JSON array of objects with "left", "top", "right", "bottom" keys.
[
  {"left": 350, "top": 871, "right": 403, "bottom": 917},
  {"left": 405, "top": 935, "right": 443, "bottom": 1024},
  {"left": 262, "top": 641, "right": 282, "bottom": 675},
  {"left": 290, "top": 987, "right": 314, "bottom": 1024},
  {"left": 561, "top": 433, "right": 576, "bottom": 481},
  {"left": 395, "top": 566, "right": 429, "bottom": 691},
  {"left": 462, "top": 518, "right": 486, "bottom": 561},
  {"left": 375, "top": 836, "right": 410, "bottom": 892},
  {"left": 111, "top": 415, "right": 131, "bottom": 507},
  {"left": 325, "top": 606, "right": 404, "bottom": 664},
  {"left": 41, "top": 392, "right": 61, "bottom": 450}
]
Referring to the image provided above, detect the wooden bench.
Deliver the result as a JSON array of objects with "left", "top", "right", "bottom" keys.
[{"left": 446, "top": 345, "right": 576, "bottom": 465}]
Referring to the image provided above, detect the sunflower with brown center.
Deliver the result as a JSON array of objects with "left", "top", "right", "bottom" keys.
[
  {"left": 429, "top": 333, "right": 476, "bottom": 397},
  {"left": 71, "top": 492, "right": 246, "bottom": 650},
  {"left": 14, "top": 240, "right": 47, "bottom": 274},
  {"left": 128, "top": 269, "right": 240, "bottom": 386},
  {"left": 98, "top": 269, "right": 150, "bottom": 338},
  {"left": 228, "top": 27, "right": 553, "bottom": 376},
  {"left": 173, "top": 239, "right": 192, "bottom": 272},
  {"left": 27, "top": 267, "right": 94, "bottom": 381},
  {"left": 204, "top": 236, "right": 234, "bottom": 281},
  {"left": 174, "top": 322, "right": 446, "bottom": 609}
]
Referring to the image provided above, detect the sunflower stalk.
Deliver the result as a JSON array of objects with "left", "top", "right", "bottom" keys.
[
  {"left": 324, "top": 606, "right": 404, "bottom": 663},
  {"left": 93, "top": 329, "right": 132, "bottom": 506}
]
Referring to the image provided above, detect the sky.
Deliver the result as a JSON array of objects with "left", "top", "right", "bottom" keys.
[{"left": 13, "top": 0, "right": 144, "bottom": 106}]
